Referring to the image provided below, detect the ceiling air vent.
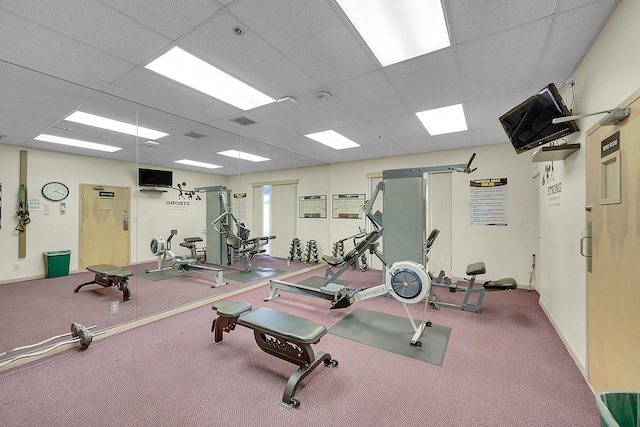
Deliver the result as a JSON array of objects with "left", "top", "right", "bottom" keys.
[
  {"left": 184, "top": 131, "right": 206, "bottom": 139},
  {"left": 230, "top": 116, "right": 257, "bottom": 126}
]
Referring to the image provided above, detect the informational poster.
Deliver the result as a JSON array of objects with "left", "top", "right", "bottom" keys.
[
  {"left": 332, "top": 194, "right": 365, "bottom": 219},
  {"left": 233, "top": 193, "right": 247, "bottom": 221},
  {"left": 0, "top": 183, "right": 2, "bottom": 230},
  {"left": 28, "top": 197, "right": 42, "bottom": 211},
  {"left": 299, "top": 195, "right": 326, "bottom": 218},
  {"left": 470, "top": 178, "right": 507, "bottom": 225}
]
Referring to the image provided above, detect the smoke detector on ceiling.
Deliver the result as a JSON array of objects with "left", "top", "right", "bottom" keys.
[{"left": 314, "top": 91, "right": 332, "bottom": 101}]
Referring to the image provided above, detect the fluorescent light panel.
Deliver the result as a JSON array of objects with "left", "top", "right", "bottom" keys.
[
  {"left": 336, "top": 0, "right": 450, "bottom": 67},
  {"left": 65, "top": 111, "right": 168, "bottom": 140},
  {"left": 305, "top": 130, "right": 360, "bottom": 150},
  {"left": 217, "top": 149, "right": 270, "bottom": 162},
  {"left": 174, "top": 159, "right": 222, "bottom": 169},
  {"left": 35, "top": 134, "right": 122, "bottom": 152},
  {"left": 146, "top": 47, "right": 275, "bottom": 110},
  {"left": 416, "top": 104, "right": 468, "bottom": 136}
]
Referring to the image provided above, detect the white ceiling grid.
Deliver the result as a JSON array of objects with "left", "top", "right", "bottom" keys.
[{"left": 0, "top": 0, "right": 620, "bottom": 175}]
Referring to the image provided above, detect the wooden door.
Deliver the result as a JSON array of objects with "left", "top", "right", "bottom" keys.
[
  {"left": 586, "top": 94, "right": 640, "bottom": 391},
  {"left": 79, "top": 184, "right": 130, "bottom": 269}
]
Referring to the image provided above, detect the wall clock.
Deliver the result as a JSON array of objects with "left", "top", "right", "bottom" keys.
[{"left": 42, "top": 182, "right": 69, "bottom": 201}]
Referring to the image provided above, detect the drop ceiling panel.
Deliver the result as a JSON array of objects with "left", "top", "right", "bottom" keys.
[
  {"left": 0, "top": 10, "right": 134, "bottom": 85},
  {"left": 365, "top": 141, "right": 410, "bottom": 158},
  {"left": 431, "top": 132, "right": 473, "bottom": 151},
  {"left": 0, "top": 1, "right": 621, "bottom": 173},
  {"left": 209, "top": 115, "right": 298, "bottom": 143},
  {"left": 530, "top": 1, "right": 618, "bottom": 86},
  {"left": 0, "top": 62, "right": 97, "bottom": 109},
  {"left": 246, "top": 103, "right": 327, "bottom": 137},
  {"left": 465, "top": 89, "right": 534, "bottom": 130},
  {"left": 327, "top": 71, "right": 410, "bottom": 121},
  {"left": 229, "top": 0, "right": 378, "bottom": 85},
  {"left": 397, "top": 137, "right": 439, "bottom": 155},
  {"left": 271, "top": 135, "right": 336, "bottom": 156},
  {"left": 110, "top": 68, "right": 240, "bottom": 122},
  {"left": 102, "top": 0, "right": 222, "bottom": 41},
  {"left": 446, "top": 0, "right": 559, "bottom": 43},
  {"left": 335, "top": 121, "right": 393, "bottom": 146},
  {"left": 470, "top": 127, "right": 510, "bottom": 147},
  {"left": 181, "top": 12, "right": 320, "bottom": 99},
  {"left": 294, "top": 91, "right": 366, "bottom": 130},
  {"left": 2, "top": 0, "right": 170, "bottom": 64},
  {"left": 457, "top": 18, "right": 553, "bottom": 100},
  {"left": 384, "top": 47, "right": 462, "bottom": 112},
  {"left": 371, "top": 114, "right": 429, "bottom": 142}
]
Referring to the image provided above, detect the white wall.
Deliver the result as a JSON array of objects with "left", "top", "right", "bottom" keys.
[
  {"left": 536, "top": 0, "right": 640, "bottom": 376},
  {"left": 0, "top": 138, "right": 536, "bottom": 286},
  {"left": 0, "top": 144, "right": 227, "bottom": 282},
  {"left": 233, "top": 144, "right": 535, "bottom": 285}
]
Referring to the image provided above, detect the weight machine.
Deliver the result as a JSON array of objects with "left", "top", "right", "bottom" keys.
[
  {"left": 146, "top": 229, "right": 226, "bottom": 287},
  {"left": 196, "top": 185, "right": 275, "bottom": 272}
]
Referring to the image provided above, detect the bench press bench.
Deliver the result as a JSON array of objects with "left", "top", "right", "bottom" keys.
[
  {"left": 211, "top": 301, "right": 338, "bottom": 409},
  {"left": 74, "top": 264, "right": 133, "bottom": 302}
]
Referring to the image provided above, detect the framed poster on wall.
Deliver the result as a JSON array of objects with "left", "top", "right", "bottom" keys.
[
  {"left": 470, "top": 178, "right": 507, "bottom": 225},
  {"left": 332, "top": 194, "right": 365, "bottom": 219},
  {"left": 299, "top": 195, "right": 326, "bottom": 218}
]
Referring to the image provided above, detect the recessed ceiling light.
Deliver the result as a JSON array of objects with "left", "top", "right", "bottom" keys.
[
  {"left": 217, "top": 149, "right": 270, "bottom": 162},
  {"left": 65, "top": 111, "right": 168, "bottom": 140},
  {"left": 35, "top": 134, "right": 122, "bottom": 152},
  {"left": 145, "top": 47, "right": 274, "bottom": 110},
  {"left": 174, "top": 159, "right": 222, "bottom": 169},
  {"left": 416, "top": 104, "right": 468, "bottom": 136},
  {"left": 336, "top": 0, "right": 450, "bottom": 67},
  {"left": 305, "top": 130, "right": 360, "bottom": 150}
]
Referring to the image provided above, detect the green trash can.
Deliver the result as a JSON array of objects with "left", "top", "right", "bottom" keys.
[
  {"left": 596, "top": 391, "right": 640, "bottom": 427},
  {"left": 43, "top": 250, "right": 71, "bottom": 278}
]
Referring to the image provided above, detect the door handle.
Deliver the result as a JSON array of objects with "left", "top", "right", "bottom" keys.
[
  {"left": 123, "top": 214, "right": 129, "bottom": 231},
  {"left": 580, "top": 237, "right": 592, "bottom": 257},
  {"left": 585, "top": 204, "right": 592, "bottom": 212}
]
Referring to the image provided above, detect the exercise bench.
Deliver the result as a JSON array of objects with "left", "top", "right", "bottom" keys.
[
  {"left": 74, "top": 264, "right": 133, "bottom": 302},
  {"left": 211, "top": 301, "right": 338, "bottom": 409}
]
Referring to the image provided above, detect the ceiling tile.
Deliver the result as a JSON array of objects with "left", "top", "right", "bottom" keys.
[
  {"left": 229, "top": 0, "right": 378, "bottom": 85},
  {"left": 2, "top": 0, "right": 170, "bottom": 63},
  {"left": 181, "top": 12, "right": 320, "bottom": 99},
  {"left": 446, "top": 0, "right": 559, "bottom": 43},
  {"left": 384, "top": 47, "right": 462, "bottom": 112},
  {"left": 102, "top": 0, "right": 221, "bottom": 41},
  {"left": 457, "top": 18, "right": 554, "bottom": 100}
]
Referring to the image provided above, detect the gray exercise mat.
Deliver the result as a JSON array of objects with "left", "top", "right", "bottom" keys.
[
  {"left": 295, "top": 276, "right": 351, "bottom": 288},
  {"left": 329, "top": 308, "right": 451, "bottom": 366},
  {"left": 225, "top": 267, "right": 283, "bottom": 283},
  {"left": 134, "top": 268, "right": 194, "bottom": 281}
]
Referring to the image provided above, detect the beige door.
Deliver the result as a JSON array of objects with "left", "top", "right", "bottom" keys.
[
  {"left": 586, "top": 94, "right": 640, "bottom": 391},
  {"left": 79, "top": 184, "right": 130, "bottom": 269}
]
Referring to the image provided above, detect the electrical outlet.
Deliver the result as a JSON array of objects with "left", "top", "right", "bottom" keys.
[
  {"left": 110, "top": 301, "right": 119, "bottom": 314},
  {"left": 13, "top": 263, "right": 20, "bottom": 270}
]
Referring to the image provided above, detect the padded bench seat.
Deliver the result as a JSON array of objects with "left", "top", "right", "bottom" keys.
[
  {"left": 211, "top": 301, "right": 337, "bottom": 409},
  {"left": 74, "top": 264, "right": 132, "bottom": 302}
]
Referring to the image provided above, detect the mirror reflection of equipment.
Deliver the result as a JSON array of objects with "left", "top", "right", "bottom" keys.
[{"left": 146, "top": 229, "right": 226, "bottom": 287}]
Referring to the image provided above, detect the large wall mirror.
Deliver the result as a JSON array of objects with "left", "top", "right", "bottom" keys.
[{"left": 0, "top": 59, "right": 332, "bottom": 356}]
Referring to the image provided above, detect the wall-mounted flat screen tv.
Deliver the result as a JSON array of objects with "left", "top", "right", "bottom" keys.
[
  {"left": 499, "top": 83, "right": 579, "bottom": 154},
  {"left": 138, "top": 168, "right": 173, "bottom": 187}
]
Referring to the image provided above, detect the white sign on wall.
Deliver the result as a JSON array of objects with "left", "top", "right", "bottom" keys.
[{"left": 470, "top": 178, "right": 508, "bottom": 225}]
